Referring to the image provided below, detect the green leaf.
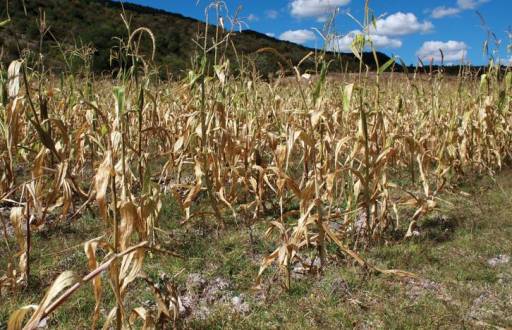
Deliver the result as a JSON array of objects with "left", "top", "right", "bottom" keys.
[
  {"left": 0, "top": 19, "right": 10, "bottom": 28},
  {"left": 100, "top": 124, "right": 108, "bottom": 136},
  {"left": 342, "top": 83, "right": 354, "bottom": 112},
  {"left": 200, "top": 56, "right": 208, "bottom": 75},
  {"left": 398, "top": 57, "right": 409, "bottom": 75},
  {"left": 505, "top": 72, "right": 512, "bottom": 91},
  {"left": 312, "top": 60, "right": 330, "bottom": 105},
  {"left": 351, "top": 34, "right": 366, "bottom": 62},
  {"left": 113, "top": 86, "right": 125, "bottom": 117},
  {"left": 480, "top": 74, "right": 488, "bottom": 91},
  {"left": 378, "top": 57, "right": 396, "bottom": 75},
  {"left": 188, "top": 70, "right": 200, "bottom": 87}
]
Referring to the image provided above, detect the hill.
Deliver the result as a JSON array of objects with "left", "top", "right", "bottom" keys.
[{"left": 0, "top": 0, "right": 393, "bottom": 76}]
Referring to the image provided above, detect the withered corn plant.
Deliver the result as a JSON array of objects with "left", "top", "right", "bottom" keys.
[
  {"left": 3, "top": 9, "right": 182, "bottom": 329},
  {"left": 1, "top": 0, "right": 512, "bottom": 328}
]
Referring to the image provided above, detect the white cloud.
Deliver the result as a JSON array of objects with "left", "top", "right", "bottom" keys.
[
  {"left": 370, "top": 12, "right": 433, "bottom": 36},
  {"left": 266, "top": 10, "right": 279, "bottom": 19},
  {"left": 329, "top": 30, "right": 402, "bottom": 52},
  {"left": 367, "top": 34, "right": 403, "bottom": 49},
  {"left": 290, "top": 0, "right": 351, "bottom": 19},
  {"left": 497, "top": 56, "right": 512, "bottom": 66},
  {"left": 328, "top": 34, "right": 354, "bottom": 52},
  {"left": 247, "top": 14, "right": 259, "bottom": 22},
  {"left": 416, "top": 41, "right": 468, "bottom": 62},
  {"left": 266, "top": 33, "right": 276, "bottom": 38},
  {"left": 279, "top": 29, "right": 316, "bottom": 44},
  {"left": 457, "top": 0, "right": 489, "bottom": 9},
  {"left": 326, "top": 12, "right": 429, "bottom": 53},
  {"left": 316, "top": 16, "right": 329, "bottom": 23},
  {"left": 431, "top": 0, "right": 489, "bottom": 19},
  {"left": 431, "top": 6, "right": 461, "bottom": 19}
]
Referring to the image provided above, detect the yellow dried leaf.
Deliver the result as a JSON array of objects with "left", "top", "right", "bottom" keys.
[
  {"left": 84, "top": 239, "right": 102, "bottom": 328},
  {"left": 7, "top": 305, "right": 37, "bottom": 330},
  {"left": 95, "top": 151, "right": 113, "bottom": 223},
  {"left": 21, "top": 271, "right": 78, "bottom": 330},
  {"left": 119, "top": 201, "right": 138, "bottom": 251}
]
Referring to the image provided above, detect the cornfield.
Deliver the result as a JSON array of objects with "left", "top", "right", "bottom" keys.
[{"left": 1, "top": 2, "right": 511, "bottom": 329}]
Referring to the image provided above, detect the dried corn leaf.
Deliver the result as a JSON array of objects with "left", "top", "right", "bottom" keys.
[{"left": 95, "top": 151, "right": 113, "bottom": 223}]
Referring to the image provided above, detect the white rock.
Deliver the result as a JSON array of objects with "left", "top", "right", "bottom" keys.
[
  {"left": 231, "top": 295, "right": 250, "bottom": 314},
  {"left": 487, "top": 255, "right": 510, "bottom": 267},
  {"left": 37, "top": 318, "right": 48, "bottom": 329}
]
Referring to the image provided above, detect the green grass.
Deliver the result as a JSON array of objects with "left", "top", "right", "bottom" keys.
[{"left": 1, "top": 170, "right": 511, "bottom": 329}]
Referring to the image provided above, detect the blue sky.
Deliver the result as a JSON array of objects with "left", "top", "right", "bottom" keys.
[{"left": 121, "top": 0, "right": 511, "bottom": 65}]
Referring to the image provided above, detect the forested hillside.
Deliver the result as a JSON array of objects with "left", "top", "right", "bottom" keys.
[{"left": 0, "top": 0, "right": 392, "bottom": 76}]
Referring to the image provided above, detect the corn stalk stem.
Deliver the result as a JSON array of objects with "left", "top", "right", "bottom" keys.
[
  {"left": 138, "top": 86, "right": 144, "bottom": 188},
  {"left": 25, "top": 199, "right": 31, "bottom": 285},
  {"left": 199, "top": 70, "right": 224, "bottom": 227},
  {"left": 110, "top": 149, "right": 122, "bottom": 330},
  {"left": 360, "top": 94, "right": 372, "bottom": 239}
]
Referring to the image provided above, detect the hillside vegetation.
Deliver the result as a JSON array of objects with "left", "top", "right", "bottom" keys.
[{"left": 0, "top": 0, "right": 392, "bottom": 76}]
